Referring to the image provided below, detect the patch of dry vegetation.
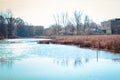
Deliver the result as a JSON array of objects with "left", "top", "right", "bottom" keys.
[
  {"left": 38, "top": 35, "right": 120, "bottom": 53},
  {"left": 0, "top": 36, "right": 4, "bottom": 39}
]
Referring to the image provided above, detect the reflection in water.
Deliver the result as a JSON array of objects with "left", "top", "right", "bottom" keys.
[
  {"left": 0, "top": 38, "right": 120, "bottom": 80},
  {"left": 53, "top": 50, "right": 120, "bottom": 67},
  {"left": 74, "top": 58, "right": 82, "bottom": 67},
  {"left": 85, "top": 58, "right": 89, "bottom": 63},
  {"left": 74, "top": 58, "right": 90, "bottom": 67},
  {"left": 112, "top": 58, "right": 120, "bottom": 63},
  {"left": 53, "top": 58, "right": 69, "bottom": 67},
  {"left": 96, "top": 50, "right": 99, "bottom": 62},
  {"left": 53, "top": 58, "right": 90, "bottom": 67},
  {"left": 0, "top": 57, "right": 13, "bottom": 68},
  {"left": 6, "top": 43, "right": 29, "bottom": 56}
]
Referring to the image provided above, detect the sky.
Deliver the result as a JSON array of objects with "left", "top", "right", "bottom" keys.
[{"left": 0, "top": 0, "right": 120, "bottom": 27}]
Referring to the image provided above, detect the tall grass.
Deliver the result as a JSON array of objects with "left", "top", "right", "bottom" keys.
[
  {"left": 54, "top": 35, "right": 120, "bottom": 53},
  {"left": 0, "top": 36, "right": 4, "bottom": 39}
]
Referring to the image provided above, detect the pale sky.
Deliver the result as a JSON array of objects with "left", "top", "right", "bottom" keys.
[{"left": 0, "top": 0, "right": 120, "bottom": 27}]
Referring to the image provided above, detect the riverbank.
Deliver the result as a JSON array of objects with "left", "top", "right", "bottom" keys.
[
  {"left": 38, "top": 35, "right": 120, "bottom": 53},
  {"left": 0, "top": 36, "right": 4, "bottom": 40}
]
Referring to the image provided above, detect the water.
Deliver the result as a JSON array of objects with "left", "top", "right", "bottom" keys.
[{"left": 0, "top": 38, "right": 120, "bottom": 80}]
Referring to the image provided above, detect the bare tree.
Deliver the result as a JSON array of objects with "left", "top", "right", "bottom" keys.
[
  {"left": 53, "top": 12, "right": 69, "bottom": 27},
  {"left": 73, "top": 10, "right": 82, "bottom": 35},
  {"left": 53, "top": 12, "right": 70, "bottom": 35},
  {"left": 65, "top": 24, "right": 75, "bottom": 35},
  {"left": 84, "top": 15, "right": 90, "bottom": 33},
  {"left": 60, "top": 12, "right": 69, "bottom": 27},
  {"left": 0, "top": 15, "right": 6, "bottom": 37},
  {"left": 53, "top": 14, "right": 61, "bottom": 25},
  {"left": 33, "top": 26, "right": 44, "bottom": 36},
  {"left": 5, "top": 9, "right": 16, "bottom": 38}
]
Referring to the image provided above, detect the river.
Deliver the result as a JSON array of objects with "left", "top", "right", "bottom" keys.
[{"left": 0, "top": 38, "right": 120, "bottom": 80}]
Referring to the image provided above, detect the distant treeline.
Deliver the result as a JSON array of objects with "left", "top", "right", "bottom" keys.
[
  {"left": 0, "top": 10, "right": 100, "bottom": 39},
  {"left": 0, "top": 10, "right": 44, "bottom": 38},
  {"left": 45, "top": 11, "right": 100, "bottom": 36}
]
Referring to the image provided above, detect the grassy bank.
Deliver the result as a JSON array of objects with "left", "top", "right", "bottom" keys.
[
  {"left": 38, "top": 35, "right": 120, "bottom": 53},
  {"left": 0, "top": 36, "right": 4, "bottom": 40}
]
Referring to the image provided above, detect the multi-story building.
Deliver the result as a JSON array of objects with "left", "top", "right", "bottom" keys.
[{"left": 101, "top": 18, "right": 120, "bottom": 34}]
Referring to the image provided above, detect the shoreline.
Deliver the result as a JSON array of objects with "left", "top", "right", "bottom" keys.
[{"left": 38, "top": 35, "right": 120, "bottom": 53}]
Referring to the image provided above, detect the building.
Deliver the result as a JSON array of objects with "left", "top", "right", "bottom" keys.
[{"left": 101, "top": 18, "right": 120, "bottom": 34}]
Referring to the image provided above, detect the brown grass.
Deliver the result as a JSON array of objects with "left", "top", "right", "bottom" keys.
[
  {"left": 0, "top": 36, "right": 4, "bottom": 39},
  {"left": 38, "top": 35, "right": 120, "bottom": 53}
]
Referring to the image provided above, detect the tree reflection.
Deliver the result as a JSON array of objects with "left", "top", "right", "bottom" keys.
[
  {"left": 96, "top": 50, "right": 99, "bottom": 62},
  {"left": 53, "top": 58, "right": 68, "bottom": 67},
  {"left": 74, "top": 58, "right": 82, "bottom": 67},
  {"left": 112, "top": 58, "right": 120, "bottom": 63},
  {"left": 0, "top": 54, "right": 14, "bottom": 69},
  {"left": 85, "top": 58, "right": 89, "bottom": 63},
  {"left": 53, "top": 58, "right": 90, "bottom": 67}
]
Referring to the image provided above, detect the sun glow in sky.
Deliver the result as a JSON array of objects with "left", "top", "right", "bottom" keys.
[{"left": 0, "top": 0, "right": 120, "bottom": 27}]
